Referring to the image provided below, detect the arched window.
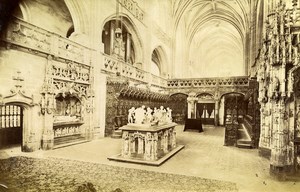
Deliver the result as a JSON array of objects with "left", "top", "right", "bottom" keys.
[{"left": 102, "top": 18, "right": 135, "bottom": 64}]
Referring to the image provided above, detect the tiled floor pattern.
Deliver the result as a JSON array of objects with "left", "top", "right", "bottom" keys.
[{"left": 0, "top": 125, "right": 299, "bottom": 192}]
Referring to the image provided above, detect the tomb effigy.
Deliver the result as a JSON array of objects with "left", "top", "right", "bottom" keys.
[{"left": 108, "top": 106, "right": 184, "bottom": 165}]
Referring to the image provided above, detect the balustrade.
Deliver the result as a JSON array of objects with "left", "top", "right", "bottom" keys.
[
  {"left": 167, "top": 77, "right": 249, "bottom": 88},
  {"left": 3, "top": 17, "right": 92, "bottom": 65},
  {"left": 4, "top": 18, "right": 250, "bottom": 91}
]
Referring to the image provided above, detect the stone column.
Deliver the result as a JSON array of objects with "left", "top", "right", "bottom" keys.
[
  {"left": 144, "top": 132, "right": 152, "bottom": 160},
  {"left": 41, "top": 111, "right": 54, "bottom": 150},
  {"left": 131, "top": 136, "right": 136, "bottom": 153},
  {"left": 163, "top": 130, "right": 169, "bottom": 153},
  {"left": 125, "top": 33, "right": 131, "bottom": 63},
  {"left": 138, "top": 136, "right": 144, "bottom": 154},
  {"left": 171, "top": 127, "right": 176, "bottom": 148},
  {"left": 187, "top": 96, "right": 197, "bottom": 119},
  {"left": 152, "top": 132, "right": 158, "bottom": 160},
  {"left": 121, "top": 131, "right": 131, "bottom": 157},
  {"left": 214, "top": 100, "right": 219, "bottom": 126},
  {"left": 110, "top": 22, "right": 114, "bottom": 54},
  {"left": 270, "top": 100, "right": 293, "bottom": 178}
]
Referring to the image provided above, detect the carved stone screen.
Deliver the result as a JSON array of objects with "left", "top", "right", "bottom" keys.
[{"left": 166, "top": 94, "right": 187, "bottom": 124}]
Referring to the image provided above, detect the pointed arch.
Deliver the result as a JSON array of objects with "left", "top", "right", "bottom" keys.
[{"left": 101, "top": 13, "right": 144, "bottom": 64}]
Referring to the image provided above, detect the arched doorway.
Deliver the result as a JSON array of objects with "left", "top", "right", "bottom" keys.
[
  {"left": 196, "top": 93, "right": 215, "bottom": 125},
  {"left": 0, "top": 104, "right": 23, "bottom": 148},
  {"left": 220, "top": 92, "right": 246, "bottom": 125}
]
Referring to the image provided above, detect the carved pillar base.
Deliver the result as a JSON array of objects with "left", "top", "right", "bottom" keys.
[
  {"left": 22, "top": 141, "right": 39, "bottom": 152},
  {"left": 41, "top": 134, "right": 54, "bottom": 150},
  {"left": 22, "top": 134, "right": 39, "bottom": 152},
  {"left": 270, "top": 164, "right": 295, "bottom": 180},
  {"left": 258, "top": 147, "right": 271, "bottom": 159}
]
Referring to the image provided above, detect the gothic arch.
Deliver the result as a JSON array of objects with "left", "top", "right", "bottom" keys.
[
  {"left": 196, "top": 92, "right": 215, "bottom": 98},
  {"left": 101, "top": 14, "right": 144, "bottom": 64},
  {"left": 16, "top": 1, "right": 31, "bottom": 22},
  {"left": 151, "top": 46, "right": 168, "bottom": 77},
  {"left": 169, "top": 92, "right": 189, "bottom": 97},
  {"left": 220, "top": 92, "right": 245, "bottom": 100},
  {"left": 254, "top": 0, "right": 265, "bottom": 58},
  {"left": 64, "top": 0, "right": 89, "bottom": 34}
]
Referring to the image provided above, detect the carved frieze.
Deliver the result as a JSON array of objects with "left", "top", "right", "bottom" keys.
[
  {"left": 4, "top": 17, "right": 91, "bottom": 66},
  {"left": 118, "top": 0, "right": 144, "bottom": 22}
]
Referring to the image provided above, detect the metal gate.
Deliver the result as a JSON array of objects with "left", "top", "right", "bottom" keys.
[{"left": 0, "top": 105, "right": 23, "bottom": 148}]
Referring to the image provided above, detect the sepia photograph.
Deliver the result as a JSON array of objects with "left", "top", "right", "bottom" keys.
[{"left": 0, "top": 0, "right": 299, "bottom": 191}]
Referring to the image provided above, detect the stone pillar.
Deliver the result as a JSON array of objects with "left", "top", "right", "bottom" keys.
[
  {"left": 110, "top": 22, "right": 114, "bottom": 54},
  {"left": 121, "top": 131, "right": 131, "bottom": 157},
  {"left": 152, "top": 132, "right": 158, "bottom": 160},
  {"left": 23, "top": 105, "right": 42, "bottom": 152},
  {"left": 214, "top": 100, "right": 219, "bottom": 126},
  {"left": 131, "top": 136, "right": 136, "bottom": 153},
  {"left": 163, "top": 130, "right": 169, "bottom": 153},
  {"left": 269, "top": 100, "right": 294, "bottom": 179},
  {"left": 144, "top": 132, "right": 152, "bottom": 160},
  {"left": 125, "top": 33, "right": 131, "bottom": 63},
  {"left": 187, "top": 96, "right": 197, "bottom": 119},
  {"left": 138, "top": 136, "right": 144, "bottom": 154},
  {"left": 41, "top": 112, "right": 54, "bottom": 150},
  {"left": 171, "top": 127, "right": 176, "bottom": 148}
]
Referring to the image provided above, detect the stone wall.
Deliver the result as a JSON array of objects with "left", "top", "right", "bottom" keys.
[{"left": 0, "top": 48, "right": 46, "bottom": 151}]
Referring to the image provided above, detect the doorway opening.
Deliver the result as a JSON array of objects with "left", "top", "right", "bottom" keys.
[
  {"left": 196, "top": 103, "right": 215, "bottom": 125},
  {"left": 0, "top": 105, "right": 23, "bottom": 149}
]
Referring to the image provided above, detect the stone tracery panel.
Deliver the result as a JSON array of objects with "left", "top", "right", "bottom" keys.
[{"left": 166, "top": 93, "right": 187, "bottom": 124}]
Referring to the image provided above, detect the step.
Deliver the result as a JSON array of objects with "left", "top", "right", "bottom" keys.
[
  {"left": 54, "top": 139, "right": 89, "bottom": 149},
  {"left": 111, "top": 130, "right": 122, "bottom": 139},
  {"left": 236, "top": 143, "right": 252, "bottom": 149},
  {"left": 237, "top": 139, "right": 252, "bottom": 145},
  {"left": 54, "top": 135, "right": 88, "bottom": 148}
]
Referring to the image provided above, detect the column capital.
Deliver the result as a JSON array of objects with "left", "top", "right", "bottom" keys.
[{"left": 187, "top": 96, "right": 197, "bottom": 104}]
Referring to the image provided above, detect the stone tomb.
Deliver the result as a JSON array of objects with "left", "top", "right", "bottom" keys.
[{"left": 108, "top": 122, "right": 184, "bottom": 166}]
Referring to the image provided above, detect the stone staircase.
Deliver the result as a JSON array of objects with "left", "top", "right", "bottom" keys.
[
  {"left": 54, "top": 135, "right": 88, "bottom": 149},
  {"left": 236, "top": 124, "right": 252, "bottom": 149}
]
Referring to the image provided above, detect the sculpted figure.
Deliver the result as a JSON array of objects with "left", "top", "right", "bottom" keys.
[
  {"left": 145, "top": 107, "right": 153, "bottom": 124},
  {"left": 128, "top": 107, "right": 135, "bottom": 124},
  {"left": 134, "top": 105, "right": 146, "bottom": 124},
  {"left": 166, "top": 107, "right": 172, "bottom": 123}
]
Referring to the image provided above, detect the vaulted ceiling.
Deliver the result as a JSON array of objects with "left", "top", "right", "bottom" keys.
[{"left": 171, "top": 0, "right": 250, "bottom": 78}]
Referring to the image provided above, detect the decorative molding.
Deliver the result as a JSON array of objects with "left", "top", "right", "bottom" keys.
[
  {"left": 1, "top": 71, "right": 35, "bottom": 106},
  {"left": 118, "top": 0, "right": 144, "bottom": 23},
  {"left": 3, "top": 17, "right": 92, "bottom": 66}
]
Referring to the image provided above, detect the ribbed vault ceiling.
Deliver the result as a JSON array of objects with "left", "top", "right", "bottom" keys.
[{"left": 172, "top": 0, "right": 250, "bottom": 78}]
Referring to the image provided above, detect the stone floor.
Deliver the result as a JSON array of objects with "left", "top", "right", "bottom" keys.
[{"left": 0, "top": 125, "right": 299, "bottom": 192}]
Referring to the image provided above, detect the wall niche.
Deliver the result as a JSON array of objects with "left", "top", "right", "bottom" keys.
[{"left": 54, "top": 93, "right": 83, "bottom": 123}]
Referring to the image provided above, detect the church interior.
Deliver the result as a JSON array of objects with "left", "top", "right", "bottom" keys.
[{"left": 0, "top": 0, "right": 300, "bottom": 191}]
